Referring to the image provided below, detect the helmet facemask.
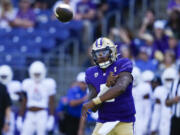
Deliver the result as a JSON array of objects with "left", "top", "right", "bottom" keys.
[
  {"left": 91, "top": 37, "right": 117, "bottom": 69},
  {"left": 0, "top": 65, "right": 13, "bottom": 85},
  {"left": 92, "top": 46, "right": 113, "bottom": 69},
  {"left": 0, "top": 74, "right": 11, "bottom": 85},
  {"left": 31, "top": 72, "right": 45, "bottom": 83}
]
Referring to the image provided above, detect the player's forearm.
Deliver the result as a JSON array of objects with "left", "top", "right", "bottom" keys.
[
  {"left": 5, "top": 107, "right": 11, "bottom": 123},
  {"left": 88, "top": 85, "right": 97, "bottom": 100},
  {"left": 69, "top": 98, "right": 85, "bottom": 107},
  {"left": 49, "top": 95, "right": 55, "bottom": 115},
  {"left": 166, "top": 99, "right": 175, "bottom": 106},
  {"left": 87, "top": 84, "right": 99, "bottom": 112},
  {"left": 99, "top": 85, "right": 125, "bottom": 102},
  {"left": 19, "top": 98, "right": 27, "bottom": 116},
  {"left": 79, "top": 117, "right": 86, "bottom": 131},
  {"left": 100, "top": 72, "right": 132, "bottom": 102}
]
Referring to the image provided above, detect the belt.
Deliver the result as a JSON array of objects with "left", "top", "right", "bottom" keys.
[{"left": 28, "top": 107, "right": 45, "bottom": 112}]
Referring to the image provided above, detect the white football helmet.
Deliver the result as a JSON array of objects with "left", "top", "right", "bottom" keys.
[
  {"left": 0, "top": 65, "right": 13, "bottom": 85},
  {"left": 132, "top": 67, "right": 141, "bottom": 87},
  {"left": 161, "top": 68, "right": 177, "bottom": 89},
  {"left": 91, "top": 37, "right": 117, "bottom": 69},
  {"left": 76, "top": 72, "right": 85, "bottom": 83},
  {"left": 29, "top": 61, "right": 47, "bottom": 82},
  {"left": 142, "top": 70, "right": 154, "bottom": 82}
]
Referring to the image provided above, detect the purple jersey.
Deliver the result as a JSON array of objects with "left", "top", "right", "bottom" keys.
[{"left": 85, "top": 58, "right": 135, "bottom": 123}]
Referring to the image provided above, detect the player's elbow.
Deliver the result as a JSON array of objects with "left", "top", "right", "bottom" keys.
[
  {"left": 116, "top": 84, "right": 126, "bottom": 94},
  {"left": 120, "top": 88, "right": 126, "bottom": 95}
]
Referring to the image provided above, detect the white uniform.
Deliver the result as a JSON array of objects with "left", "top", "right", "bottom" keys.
[
  {"left": 150, "top": 86, "right": 172, "bottom": 135},
  {"left": 5, "top": 81, "right": 21, "bottom": 135},
  {"left": 133, "top": 82, "right": 152, "bottom": 135},
  {"left": 7, "top": 80, "right": 22, "bottom": 101},
  {"left": 21, "top": 78, "right": 56, "bottom": 135}
]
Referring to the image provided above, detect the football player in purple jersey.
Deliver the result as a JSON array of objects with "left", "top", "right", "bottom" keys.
[{"left": 81, "top": 37, "right": 135, "bottom": 135}]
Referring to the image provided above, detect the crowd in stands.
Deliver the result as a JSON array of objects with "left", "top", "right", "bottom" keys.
[{"left": 0, "top": 0, "right": 132, "bottom": 67}]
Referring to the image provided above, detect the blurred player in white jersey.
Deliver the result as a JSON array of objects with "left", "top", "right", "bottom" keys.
[
  {"left": 0, "top": 65, "right": 21, "bottom": 135},
  {"left": 16, "top": 61, "right": 56, "bottom": 135},
  {"left": 150, "top": 68, "right": 177, "bottom": 135},
  {"left": 132, "top": 69, "right": 154, "bottom": 135}
]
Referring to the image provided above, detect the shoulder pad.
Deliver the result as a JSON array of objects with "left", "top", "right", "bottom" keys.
[
  {"left": 116, "top": 58, "right": 133, "bottom": 73},
  {"left": 85, "top": 66, "right": 98, "bottom": 84},
  {"left": 44, "top": 78, "right": 56, "bottom": 88}
]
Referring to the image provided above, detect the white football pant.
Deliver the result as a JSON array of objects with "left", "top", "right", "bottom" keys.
[{"left": 21, "top": 110, "right": 48, "bottom": 135}]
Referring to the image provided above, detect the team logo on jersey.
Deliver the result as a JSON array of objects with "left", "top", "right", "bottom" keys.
[
  {"left": 114, "top": 67, "right": 117, "bottom": 73},
  {"left": 94, "top": 72, "right": 98, "bottom": 78}
]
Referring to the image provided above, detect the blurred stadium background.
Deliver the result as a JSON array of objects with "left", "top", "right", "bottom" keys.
[
  {"left": 1, "top": 0, "right": 175, "bottom": 96},
  {"left": 1, "top": 0, "right": 180, "bottom": 134}
]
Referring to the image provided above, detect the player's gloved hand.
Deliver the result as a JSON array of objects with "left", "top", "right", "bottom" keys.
[
  {"left": 46, "top": 115, "right": 55, "bottom": 131},
  {"left": 16, "top": 116, "right": 23, "bottom": 131},
  {"left": 106, "top": 72, "right": 118, "bottom": 87}
]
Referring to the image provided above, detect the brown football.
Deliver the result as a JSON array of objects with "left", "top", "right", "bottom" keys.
[{"left": 55, "top": 3, "right": 73, "bottom": 23}]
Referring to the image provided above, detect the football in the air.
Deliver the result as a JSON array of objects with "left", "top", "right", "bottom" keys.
[{"left": 55, "top": 3, "right": 73, "bottom": 23}]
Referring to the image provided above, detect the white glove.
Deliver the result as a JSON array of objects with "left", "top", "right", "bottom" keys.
[
  {"left": 46, "top": 115, "right": 55, "bottom": 131},
  {"left": 16, "top": 116, "right": 23, "bottom": 131}
]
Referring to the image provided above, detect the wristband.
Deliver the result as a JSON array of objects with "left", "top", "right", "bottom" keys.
[{"left": 92, "top": 97, "right": 102, "bottom": 105}]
